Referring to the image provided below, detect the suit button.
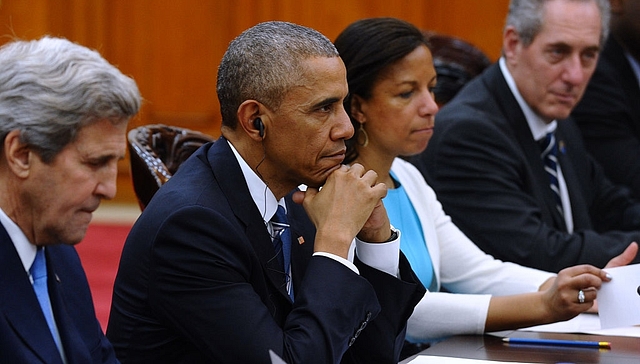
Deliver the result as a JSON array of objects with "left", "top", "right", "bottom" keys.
[{"left": 359, "top": 320, "right": 367, "bottom": 331}]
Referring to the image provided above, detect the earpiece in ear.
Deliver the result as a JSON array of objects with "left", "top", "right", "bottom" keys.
[{"left": 253, "top": 118, "right": 265, "bottom": 138}]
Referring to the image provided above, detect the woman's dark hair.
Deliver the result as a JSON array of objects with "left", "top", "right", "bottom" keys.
[{"left": 334, "top": 17, "right": 429, "bottom": 164}]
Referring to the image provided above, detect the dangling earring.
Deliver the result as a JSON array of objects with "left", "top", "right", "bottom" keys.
[{"left": 357, "top": 122, "right": 369, "bottom": 147}]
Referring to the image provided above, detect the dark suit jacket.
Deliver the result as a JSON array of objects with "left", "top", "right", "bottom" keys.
[
  {"left": 411, "top": 63, "right": 640, "bottom": 272},
  {"left": 0, "top": 226, "right": 118, "bottom": 364},
  {"left": 572, "top": 36, "right": 640, "bottom": 199},
  {"left": 107, "top": 138, "right": 424, "bottom": 364}
]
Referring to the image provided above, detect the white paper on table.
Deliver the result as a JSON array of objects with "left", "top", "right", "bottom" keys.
[
  {"left": 600, "top": 263, "right": 640, "bottom": 329},
  {"left": 517, "top": 312, "right": 640, "bottom": 337},
  {"left": 519, "top": 312, "right": 601, "bottom": 333},
  {"left": 407, "top": 356, "right": 534, "bottom": 364}
]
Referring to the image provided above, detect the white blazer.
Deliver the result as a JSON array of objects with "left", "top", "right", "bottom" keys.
[{"left": 391, "top": 158, "right": 555, "bottom": 341}]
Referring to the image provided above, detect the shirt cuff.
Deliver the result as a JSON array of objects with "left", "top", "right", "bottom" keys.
[
  {"left": 355, "top": 227, "right": 401, "bottom": 277},
  {"left": 313, "top": 252, "right": 360, "bottom": 274}
]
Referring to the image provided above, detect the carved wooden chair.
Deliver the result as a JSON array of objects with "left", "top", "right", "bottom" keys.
[
  {"left": 127, "top": 124, "right": 214, "bottom": 210},
  {"left": 423, "top": 32, "right": 492, "bottom": 106}
]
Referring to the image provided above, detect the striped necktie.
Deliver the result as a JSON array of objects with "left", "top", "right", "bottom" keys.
[
  {"left": 271, "top": 205, "right": 293, "bottom": 301},
  {"left": 539, "top": 132, "right": 563, "bottom": 217}
]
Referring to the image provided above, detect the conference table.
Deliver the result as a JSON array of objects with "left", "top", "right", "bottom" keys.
[{"left": 400, "top": 330, "right": 640, "bottom": 363}]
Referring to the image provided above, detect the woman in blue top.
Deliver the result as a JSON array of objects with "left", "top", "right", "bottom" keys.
[{"left": 334, "top": 17, "right": 637, "bottom": 344}]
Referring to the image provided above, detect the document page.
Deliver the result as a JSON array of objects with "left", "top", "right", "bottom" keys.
[
  {"left": 599, "top": 263, "right": 640, "bottom": 329},
  {"left": 407, "top": 356, "right": 534, "bottom": 364}
]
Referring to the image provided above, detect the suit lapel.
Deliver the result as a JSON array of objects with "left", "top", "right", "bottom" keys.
[
  {"left": 0, "top": 228, "right": 63, "bottom": 364},
  {"left": 208, "top": 139, "right": 292, "bottom": 301}
]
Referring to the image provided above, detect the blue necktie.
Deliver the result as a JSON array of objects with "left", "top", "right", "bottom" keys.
[
  {"left": 30, "top": 248, "right": 65, "bottom": 357},
  {"left": 540, "top": 132, "right": 563, "bottom": 217},
  {"left": 271, "top": 205, "right": 294, "bottom": 301}
]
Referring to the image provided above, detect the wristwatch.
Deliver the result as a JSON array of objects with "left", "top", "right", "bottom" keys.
[{"left": 385, "top": 227, "right": 399, "bottom": 242}]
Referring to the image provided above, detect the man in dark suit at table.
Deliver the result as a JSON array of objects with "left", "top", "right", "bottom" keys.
[
  {"left": 107, "top": 21, "right": 425, "bottom": 364},
  {"left": 0, "top": 37, "right": 141, "bottom": 363},
  {"left": 572, "top": 0, "right": 640, "bottom": 199},
  {"left": 411, "top": 0, "right": 640, "bottom": 273}
]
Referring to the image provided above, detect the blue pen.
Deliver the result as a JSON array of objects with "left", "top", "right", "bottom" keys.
[{"left": 502, "top": 337, "right": 611, "bottom": 349}]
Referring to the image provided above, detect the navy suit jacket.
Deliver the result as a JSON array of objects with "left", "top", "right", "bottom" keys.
[
  {"left": 572, "top": 36, "right": 640, "bottom": 199},
  {"left": 0, "top": 225, "right": 118, "bottom": 364},
  {"left": 412, "top": 63, "right": 640, "bottom": 272},
  {"left": 107, "top": 138, "right": 424, "bottom": 364}
]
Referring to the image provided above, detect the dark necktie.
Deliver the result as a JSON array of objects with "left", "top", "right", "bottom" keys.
[
  {"left": 30, "top": 248, "right": 65, "bottom": 357},
  {"left": 539, "top": 132, "right": 563, "bottom": 217},
  {"left": 271, "top": 205, "right": 294, "bottom": 301}
]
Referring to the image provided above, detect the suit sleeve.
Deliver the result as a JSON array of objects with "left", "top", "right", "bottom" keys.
[
  {"left": 414, "top": 109, "right": 640, "bottom": 272},
  {"left": 344, "top": 254, "right": 425, "bottom": 364}
]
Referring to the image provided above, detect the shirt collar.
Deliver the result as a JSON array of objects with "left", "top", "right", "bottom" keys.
[
  {"left": 499, "top": 57, "right": 557, "bottom": 141},
  {"left": 0, "top": 206, "right": 37, "bottom": 273},
  {"left": 227, "top": 140, "right": 285, "bottom": 223}
]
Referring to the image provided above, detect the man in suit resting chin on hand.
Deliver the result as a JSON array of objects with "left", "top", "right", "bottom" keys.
[{"left": 107, "top": 21, "right": 425, "bottom": 364}]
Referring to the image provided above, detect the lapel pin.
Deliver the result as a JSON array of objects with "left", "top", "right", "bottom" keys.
[
  {"left": 297, "top": 236, "right": 305, "bottom": 245},
  {"left": 558, "top": 140, "right": 566, "bottom": 154}
]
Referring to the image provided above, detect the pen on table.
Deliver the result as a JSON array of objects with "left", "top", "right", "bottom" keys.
[{"left": 502, "top": 337, "right": 611, "bottom": 349}]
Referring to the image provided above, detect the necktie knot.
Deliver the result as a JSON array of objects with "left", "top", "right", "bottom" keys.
[
  {"left": 30, "top": 248, "right": 47, "bottom": 281},
  {"left": 271, "top": 205, "right": 290, "bottom": 233},
  {"left": 540, "top": 132, "right": 558, "bottom": 158}
]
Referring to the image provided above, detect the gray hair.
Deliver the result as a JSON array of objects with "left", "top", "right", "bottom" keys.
[
  {"left": 216, "top": 21, "right": 338, "bottom": 128},
  {"left": 506, "top": 0, "right": 610, "bottom": 47},
  {"left": 0, "top": 36, "right": 141, "bottom": 163}
]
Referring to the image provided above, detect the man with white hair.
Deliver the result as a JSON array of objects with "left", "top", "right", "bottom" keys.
[{"left": 0, "top": 36, "right": 141, "bottom": 363}]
